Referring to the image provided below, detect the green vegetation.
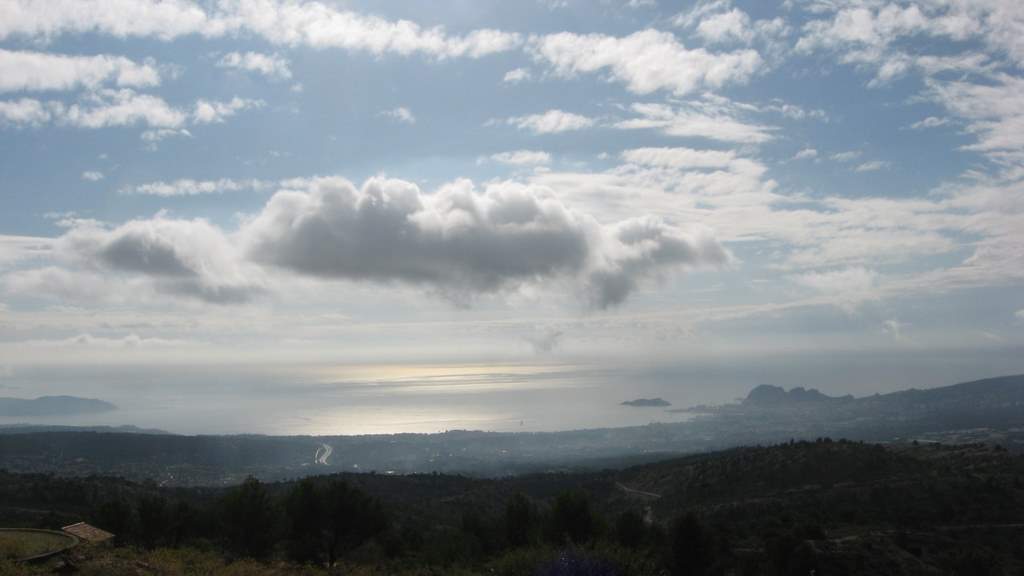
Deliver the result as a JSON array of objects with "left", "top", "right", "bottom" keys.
[{"left": 3, "top": 440, "right": 1024, "bottom": 574}]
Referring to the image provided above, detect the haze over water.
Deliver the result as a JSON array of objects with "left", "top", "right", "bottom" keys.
[{"left": 4, "top": 349, "right": 1022, "bottom": 435}]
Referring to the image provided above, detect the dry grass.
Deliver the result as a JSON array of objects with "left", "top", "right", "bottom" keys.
[{"left": 0, "top": 530, "right": 74, "bottom": 561}]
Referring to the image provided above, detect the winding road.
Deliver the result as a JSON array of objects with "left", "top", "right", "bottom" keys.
[{"left": 314, "top": 443, "right": 333, "bottom": 465}]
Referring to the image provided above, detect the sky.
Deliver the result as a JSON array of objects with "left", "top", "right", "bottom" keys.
[{"left": 1, "top": 0, "right": 1023, "bottom": 434}]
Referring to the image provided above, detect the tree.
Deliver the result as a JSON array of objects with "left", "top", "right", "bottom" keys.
[
  {"left": 221, "top": 476, "right": 278, "bottom": 558},
  {"left": 615, "top": 509, "right": 646, "bottom": 549},
  {"left": 548, "top": 490, "right": 598, "bottom": 545},
  {"left": 136, "top": 495, "right": 168, "bottom": 548},
  {"left": 285, "top": 479, "right": 324, "bottom": 563},
  {"left": 92, "top": 497, "right": 134, "bottom": 544},
  {"left": 505, "top": 492, "right": 535, "bottom": 548},
  {"left": 322, "top": 480, "right": 388, "bottom": 565},
  {"left": 670, "top": 513, "right": 713, "bottom": 576}
]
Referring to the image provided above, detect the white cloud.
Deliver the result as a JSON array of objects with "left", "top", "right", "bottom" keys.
[
  {"left": 910, "top": 116, "right": 949, "bottom": 130},
  {"left": 0, "top": 98, "right": 58, "bottom": 125},
  {"left": 31, "top": 217, "right": 263, "bottom": 304},
  {"left": 0, "top": 49, "right": 160, "bottom": 93},
  {"left": 81, "top": 171, "right": 104, "bottom": 181},
  {"left": 854, "top": 160, "right": 890, "bottom": 172},
  {"left": 65, "top": 89, "right": 186, "bottom": 128},
  {"left": 615, "top": 101, "right": 774, "bottom": 144},
  {"left": 24, "top": 333, "right": 192, "bottom": 349},
  {"left": 380, "top": 107, "right": 416, "bottom": 125},
  {"left": 793, "top": 267, "right": 878, "bottom": 312},
  {"left": 0, "top": 0, "right": 522, "bottom": 60},
  {"left": 620, "top": 147, "right": 735, "bottom": 169},
  {"left": 505, "top": 109, "right": 595, "bottom": 134},
  {"left": 216, "top": 51, "right": 291, "bottom": 80},
  {"left": 0, "top": 235, "right": 54, "bottom": 266},
  {"left": 502, "top": 67, "right": 531, "bottom": 84},
  {"left": 674, "top": 0, "right": 790, "bottom": 57},
  {"left": 763, "top": 101, "right": 828, "bottom": 122},
  {"left": 929, "top": 73, "right": 1024, "bottom": 157},
  {"left": 794, "top": 2, "right": 1023, "bottom": 84},
  {"left": 882, "top": 319, "right": 907, "bottom": 340},
  {"left": 830, "top": 150, "right": 862, "bottom": 162},
  {"left": 1016, "top": 309, "right": 1024, "bottom": 321},
  {"left": 529, "top": 28, "right": 762, "bottom": 96},
  {"left": 489, "top": 150, "right": 552, "bottom": 166},
  {"left": 140, "top": 127, "right": 192, "bottom": 144},
  {"left": 124, "top": 178, "right": 272, "bottom": 197},
  {"left": 792, "top": 148, "right": 818, "bottom": 160},
  {"left": 192, "top": 96, "right": 263, "bottom": 124},
  {"left": 0, "top": 91, "right": 228, "bottom": 132},
  {"left": 696, "top": 8, "right": 753, "bottom": 45}
]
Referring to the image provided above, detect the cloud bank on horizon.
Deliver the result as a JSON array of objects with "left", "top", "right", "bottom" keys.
[{"left": 0, "top": 0, "right": 1023, "bottom": 368}]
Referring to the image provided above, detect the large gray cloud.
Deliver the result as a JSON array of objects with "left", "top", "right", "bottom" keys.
[
  {"left": 243, "top": 176, "right": 729, "bottom": 307},
  {"left": 56, "top": 218, "right": 262, "bottom": 304},
  {"left": 9, "top": 176, "right": 728, "bottom": 308},
  {"left": 244, "top": 177, "right": 592, "bottom": 295}
]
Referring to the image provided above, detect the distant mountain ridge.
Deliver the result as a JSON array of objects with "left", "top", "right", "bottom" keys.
[
  {"left": 743, "top": 385, "right": 853, "bottom": 405},
  {"left": 741, "top": 374, "right": 1024, "bottom": 412},
  {"left": 621, "top": 397, "right": 671, "bottom": 407},
  {"left": 0, "top": 424, "right": 169, "bottom": 435},
  {"left": 0, "top": 395, "right": 116, "bottom": 417}
]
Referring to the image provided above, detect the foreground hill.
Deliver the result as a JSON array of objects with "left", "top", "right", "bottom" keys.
[
  {"left": 2, "top": 374, "right": 1023, "bottom": 485},
  {"left": 2, "top": 440, "right": 1023, "bottom": 575}
]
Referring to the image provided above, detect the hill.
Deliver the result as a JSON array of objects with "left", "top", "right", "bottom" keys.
[
  {"left": 0, "top": 396, "right": 116, "bottom": 417},
  {"left": 2, "top": 440, "right": 1023, "bottom": 574}
]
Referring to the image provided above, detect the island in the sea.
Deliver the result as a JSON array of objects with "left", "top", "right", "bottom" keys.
[{"left": 620, "top": 397, "right": 671, "bottom": 407}]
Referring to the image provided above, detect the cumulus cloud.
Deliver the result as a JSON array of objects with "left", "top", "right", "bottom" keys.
[
  {"left": 81, "top": 170, "right": 104, "bottom": 181},
  {"left": 0, "top": 0, "right": 522, "bottom": 60},
  {"left": 586, "top": 216, "right": 730, "bottom": 307},
  {"left": 528, "top": 29, "right": 762, "bottom": 96},
  {"left": 0, "top": 49, "right": 160, "bottom": 92},
  {"left": 216, "top": 51, "right": 291, "bottom": 80},
  {"left": 488, "top": 150, "right": 552, "bottom": 166},
  {"left": 504, "top": 109, "right": 595, "bottom": 134},
  {"left": 3, "top": 218, "right": 264, "bottom": 304},
  {"left": 0, "top": 98, "right": 60, "bottom": 125},
  {"left": 5, "top": 176, "right": 728, "bottom": 309},
  {"left": 244, "top": 177, "right": 729, "bottom": 307}
]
